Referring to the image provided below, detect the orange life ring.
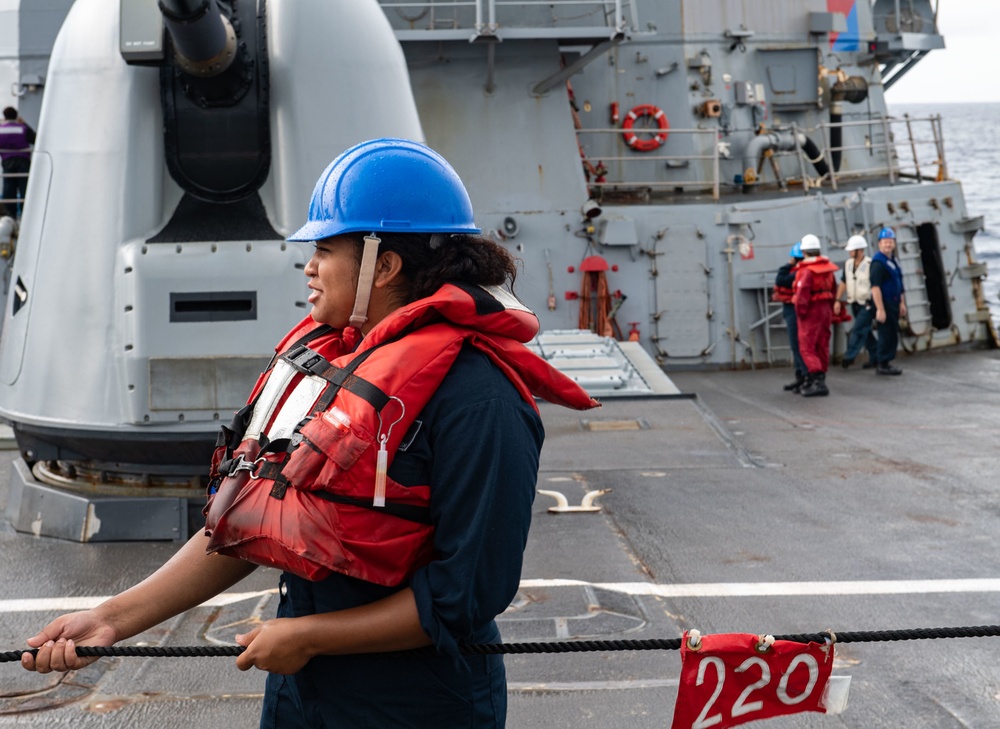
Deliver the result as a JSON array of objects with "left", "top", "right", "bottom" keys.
[{"left": 621, "top": 104, "right": 669, "bottom": 152}]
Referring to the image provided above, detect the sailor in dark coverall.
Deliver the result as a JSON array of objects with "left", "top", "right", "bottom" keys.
[
  {"left": 21, "top": 138, "right": 598, "bottom": 728},
  {"left": 773, "top": 241, "right": 806, "bottom": 392}
]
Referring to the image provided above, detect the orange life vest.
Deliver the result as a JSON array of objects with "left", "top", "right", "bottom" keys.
[
  {"left": 793, "top": 256, "right": 839, "bottom": 304},
  {"left": 772, "top": 262, "right": 800, "bottom": 304},
  {"left": 203, "top": 283, "right": 598, "bottom": 585}
]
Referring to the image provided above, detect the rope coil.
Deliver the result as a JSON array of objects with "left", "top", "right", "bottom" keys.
[{"left": 4, "top": 625, "right": 1000, "bottom": 663}]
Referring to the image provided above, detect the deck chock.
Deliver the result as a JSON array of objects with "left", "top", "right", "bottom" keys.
[{"left": 536, "top": 488, "right": 610, "bottom": 513}]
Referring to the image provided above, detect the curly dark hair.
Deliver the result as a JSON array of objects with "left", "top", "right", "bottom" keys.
[{"left": 346, "top": 232, "right": 519, "bottom": 305}]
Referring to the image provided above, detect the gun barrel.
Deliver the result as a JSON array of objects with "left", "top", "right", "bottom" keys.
[{"left": 158, "top": 0, "right": 236, "bottom": 76}]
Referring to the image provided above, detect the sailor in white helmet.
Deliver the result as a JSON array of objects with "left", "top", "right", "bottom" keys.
[
  {"left": 792, "top": 234, "right": 838, "bottom": 396},
  {"left": 834, "top": 234, "right": 878, "bottom": 369}
]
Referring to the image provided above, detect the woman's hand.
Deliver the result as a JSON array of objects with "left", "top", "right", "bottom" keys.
[
  {"left": 234, "top": 589, "right": 430, "bottom": 674},
  {"left": 235, "top": 618, "right": 314, "bottom": 675},
  {"left": 21, "top": 611, "right": 117, "bottom": 673},
  {"left": 876, "top": 308, "right": 887, "bottom": 324}
]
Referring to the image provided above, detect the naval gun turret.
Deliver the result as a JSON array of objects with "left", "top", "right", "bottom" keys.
[{"left": 0, "top": 0, "right": 424, "bottom": 541}]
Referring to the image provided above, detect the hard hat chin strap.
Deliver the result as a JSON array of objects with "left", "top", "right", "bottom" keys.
[{"left": 349, "top": 234, "right": 381, "bottom": 330}]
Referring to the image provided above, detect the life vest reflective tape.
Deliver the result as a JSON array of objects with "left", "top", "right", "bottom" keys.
[
  {"left": 621, "top": 104, "right": 669, "bottom": 152},
  {"left": 204, "top": 338, "right": 434, "bottom": 584}
]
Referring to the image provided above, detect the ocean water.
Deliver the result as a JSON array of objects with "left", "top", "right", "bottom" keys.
[{"left": 892, "top": 102, "right": 1000, "bottom": 327}]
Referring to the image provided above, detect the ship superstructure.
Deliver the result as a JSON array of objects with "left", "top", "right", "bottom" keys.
[{"left": 374, "top": 0, "right": 991, "bottom": 366}]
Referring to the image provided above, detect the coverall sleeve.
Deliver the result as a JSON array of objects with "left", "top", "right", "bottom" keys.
[
  {"left": 774, "top": 264, "right": 795, "bottom": 289},
  {"left": 869, "top": 259, "right": 886, "bottom": 290},
  {"left": 794, "top": 268, "right": 813, "bottom": 317},
  {"left": 409, "top": 360, "right": 544, "bottom": 656}
]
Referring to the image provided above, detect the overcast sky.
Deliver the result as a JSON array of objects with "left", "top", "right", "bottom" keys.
[{"left": 885, "top": 0, "right": 999, "bottom": 103}]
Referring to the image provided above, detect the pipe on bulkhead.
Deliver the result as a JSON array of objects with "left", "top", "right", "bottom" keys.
[
  {"left": 742, "top": 130, "right": 806, "bottom": 184},
  {"left": 829, "top": 76, "right": 869, "bottom": 173},
  {"left": 799, "top": 135, "right": 829, "bottom": 177},
  {"left": 0, "top": 214, "right": 16, "bottom": 259}
]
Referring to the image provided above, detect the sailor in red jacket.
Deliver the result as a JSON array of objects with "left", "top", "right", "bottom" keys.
[{"left": 792, "top": 234, "right": 839, "bottom": 396}]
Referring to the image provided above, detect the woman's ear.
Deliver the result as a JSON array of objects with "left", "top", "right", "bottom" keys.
[{"left": 372, "top": 250, "right": 405, "bottom": 289}]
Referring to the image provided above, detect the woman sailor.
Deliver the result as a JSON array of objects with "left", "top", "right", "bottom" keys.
[{"left": 22, "top": 138, "right": 597, "bottom": 728}]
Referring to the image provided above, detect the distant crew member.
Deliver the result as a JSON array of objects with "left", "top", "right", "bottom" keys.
[
  {"left": 773, "top": 242, "right": 807, "bottom": 392},
  {"left": 870, "top": 226, "right": 906, "bottom": 375},
  {"left": 793, "top": 234, "right": 838, "bottom": 397},
  {"left": 835, "top": 234, "right": 877, "bottom": 369},
  {"left": 0, "top": 107, "right": 36, "bottom": 218}
]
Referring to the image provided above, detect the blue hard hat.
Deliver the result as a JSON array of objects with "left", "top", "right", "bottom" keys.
[
  {"left": 878, "top": 226, "right": 896, "bottom": 240},
  {"left": 789, "top": 242, "right": 803, "bottom": 258},
  {"left": 288, "top": 138, "right": 481, "bottom": 242}
]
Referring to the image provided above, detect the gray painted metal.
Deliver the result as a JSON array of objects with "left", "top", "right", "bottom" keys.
[
  {"left": 4, "top": 458, "right": 188, "bottom": 541},
  {"left": 378, "top": 0, "right": 991, "bottom": 369},
  {"left": 0, "top": 0, "right": 422, "bottom": 435},
  {"left": 0, "top": 1, "right": 75, "bottom": 124},
  {"left": 530, "top": 330, "right": 681, "bottom": 397},
  {"left": 0, "top": 0, "right": 428, "bottom": 538}
]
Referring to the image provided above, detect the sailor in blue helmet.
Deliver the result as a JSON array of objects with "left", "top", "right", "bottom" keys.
[
  {"left": 22, "top": 138, "right": 598, "bottom": 728},
  {"left": 772, "top": 241, "right": 807, "bottom": 392},
  {"left": 869, "top": 226, "right": 906, "bottom": 375}
]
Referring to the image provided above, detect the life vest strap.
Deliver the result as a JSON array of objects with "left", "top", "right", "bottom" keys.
[
  {"left": 263, "top": 324, "right": 334, "bottom": 372},
  {"left": 248, "top": 459, "right": 431, "bottom": 523},
  {"left": 313, "top": 490, "right": 433, "bottom": 525},
  {"left": 288, "top": 341, "right": 393, "bottom": 414}
]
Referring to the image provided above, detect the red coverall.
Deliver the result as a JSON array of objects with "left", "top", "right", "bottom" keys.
[{"left": 793, "top": 256, "right": 839, "bottom": 374}]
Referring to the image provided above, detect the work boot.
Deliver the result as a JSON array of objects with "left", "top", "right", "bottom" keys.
[
  {"left": 796, "top": 372, "right": 812, "bottom": 395},
  {"left": 783, "top": 371, "right": 805, "bottom": 392},
  {"left": 876, "top": 363, "right": 903, "bottom": 376},
  {"left": 801, "top": 372, "right": 829, "bottom": 397}
]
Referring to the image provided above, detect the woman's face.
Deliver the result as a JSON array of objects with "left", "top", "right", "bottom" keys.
[{"left": 303, "top": 235, "right": 360, "bottom": 328}]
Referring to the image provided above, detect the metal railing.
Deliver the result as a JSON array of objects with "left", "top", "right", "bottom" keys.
[
  {"left": 0, "top": 168, "right": 29, "bottom": 217},
  {"left": 0, "top": 114, "right": 948, "bottom": 213},
  {"left": 377, "top": 0, "right": 637, "bottom": 37},
  {"left": 574, "top": 113, "right": 950, "bottom": 202}
]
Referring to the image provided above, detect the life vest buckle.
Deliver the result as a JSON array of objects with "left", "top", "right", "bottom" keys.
[{"left": 229, "top": 453, "right": 267, "bottom": 479}]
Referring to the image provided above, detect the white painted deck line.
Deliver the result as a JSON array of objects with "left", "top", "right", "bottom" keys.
[
  {"left": 519, "top": 578, "right": 1000, "bottom": 597},
  {"left": 6, "top": 578, "right": 1000, "bottom": 613},
  {"left": 0, "top": 590, "right": 276, "bottom": 613}
]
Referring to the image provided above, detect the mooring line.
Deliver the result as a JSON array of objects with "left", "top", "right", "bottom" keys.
[{"left": 4, "top": 625, "right": 1000, "bottom": 663}]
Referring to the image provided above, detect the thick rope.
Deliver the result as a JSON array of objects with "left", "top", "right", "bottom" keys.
[{"left": 4, "top": 625, "right": 1000, "bottom": 663}]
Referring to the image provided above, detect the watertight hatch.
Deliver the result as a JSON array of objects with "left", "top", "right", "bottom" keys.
[{"left": 529, "top": 330, "right": 681, "bottom": 398}]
